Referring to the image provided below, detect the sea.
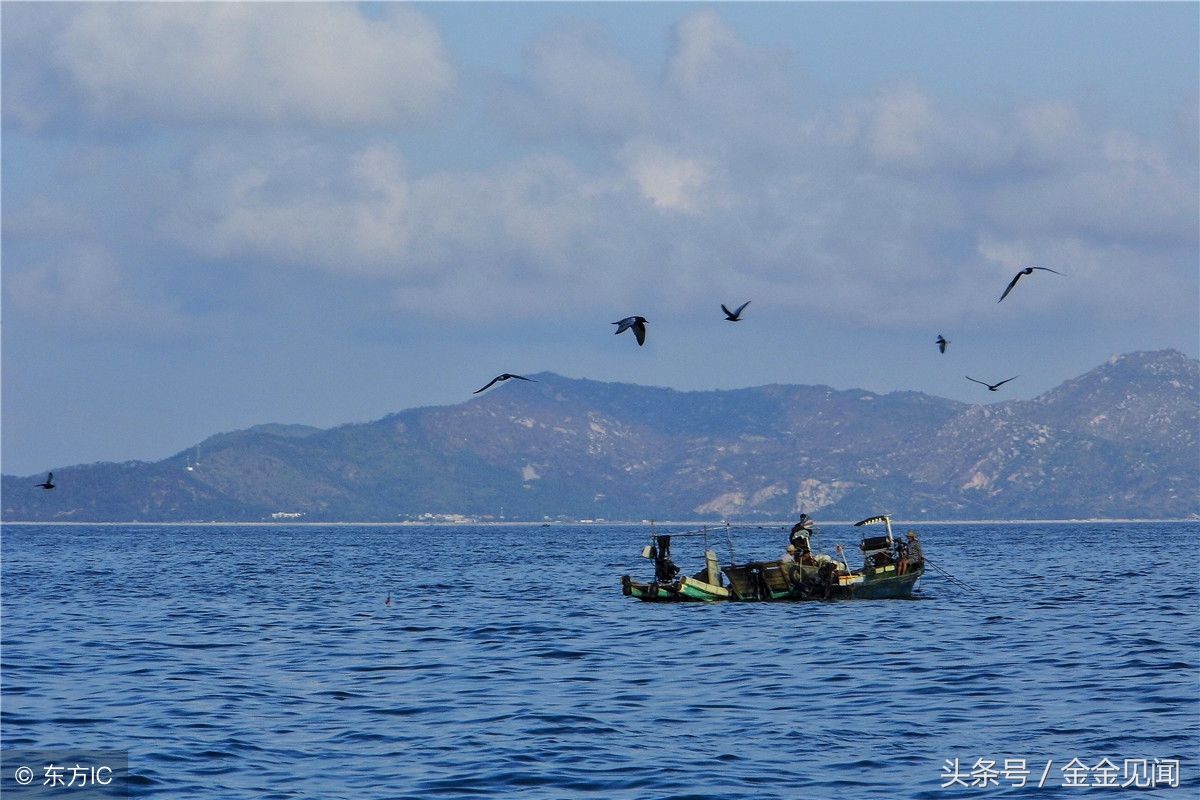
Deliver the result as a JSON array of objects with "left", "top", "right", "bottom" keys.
[{"left": 1, "top": 522, "right": 1196, "bottom": 799}]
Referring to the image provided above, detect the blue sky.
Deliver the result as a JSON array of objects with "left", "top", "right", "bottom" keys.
[{"left": 3, "top": 1, "right": 1198, "bottom": 476}]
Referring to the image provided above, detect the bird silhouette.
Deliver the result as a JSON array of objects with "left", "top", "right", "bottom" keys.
[
  {"left": 936, "top": 335, "right": 949, "bottom": 354},
  {"left": 35, "top": 472, "right": 55, "bottom": 490},
  {"left": 966, "top": 375, "right": 1018, "bottom": 391},
  {"left": 612, "top": 316, "right": 648, "bottom": 346},
  {"left": 998, "top": 266, "right": 1063, "bottom": 302},
  {"left": 721, "top": 301, "right": 750, "bottom": 321},
  {"left": 473, "top": 373, "right": 536, "bottom": 394}
]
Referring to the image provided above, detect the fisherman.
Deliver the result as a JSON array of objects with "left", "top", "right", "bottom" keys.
[
  {"left": 779, "top": 543, "right": 796, "bottom": 564},
  {"left": 905, "top": 531, "right": 923, "bottom": 564},
  {"left": 789, "top": 514, "right": 814, "bottom": 546},
  {"left": 652, "top": 535, "right": 679, "bottom": 583},
  {"left": 788, "top": 514, "right": 816, "bottom": 563}
]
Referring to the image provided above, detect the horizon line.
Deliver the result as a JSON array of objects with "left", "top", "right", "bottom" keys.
[{"left": 3, "top": 518, "right": 1197, "bottom": 527}]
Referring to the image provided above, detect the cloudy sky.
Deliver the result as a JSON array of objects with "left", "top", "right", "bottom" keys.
[{"left": 3, "top": 2, "right": 1197, "bottom": 476}]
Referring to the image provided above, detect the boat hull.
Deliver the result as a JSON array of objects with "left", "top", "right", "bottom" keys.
[
  {"left": 622, "top": 575, "right": 703, "bottom": 602},
  {"left": 845, "top": 565, "right": 924, "bottom": 599},
  {"left": 622, "top": 516, "right": 925, "bottom": 603},
  {"left": 622, "top": 565, "right": 923, "bottom": 602}
]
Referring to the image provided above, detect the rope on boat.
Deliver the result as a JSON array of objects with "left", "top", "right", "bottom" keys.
[{"left": 922, "top": 556, "right": 986, "bottom": 598}]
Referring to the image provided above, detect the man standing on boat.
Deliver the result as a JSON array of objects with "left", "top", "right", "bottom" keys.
[
  {"left": 790, "top": 513, "right": 814, "bottom": 539},
  {"left": 789, "top": 514, "right": 816, "bottom": 565}
]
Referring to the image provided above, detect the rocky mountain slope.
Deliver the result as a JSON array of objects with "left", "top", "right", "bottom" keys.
[{"left": 4, "top": 350, "right": 1196, "bottom": 521}]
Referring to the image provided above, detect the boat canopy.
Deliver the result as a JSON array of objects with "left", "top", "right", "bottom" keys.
[{"left": 853, "top": 514, "right": 894, "bottom": 546}]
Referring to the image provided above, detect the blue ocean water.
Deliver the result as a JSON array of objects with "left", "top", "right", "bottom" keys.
[{"left": 1, "top": 522, "right": 1196, "bottom": 799}]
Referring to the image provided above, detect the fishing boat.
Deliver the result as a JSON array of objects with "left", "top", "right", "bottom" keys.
[{"left": 621, "top": 515, "right": 924, "bottom": 602}]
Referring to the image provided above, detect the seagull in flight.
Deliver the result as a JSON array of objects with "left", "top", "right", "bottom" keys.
[
  {"left": 966, "top": 375, "right": 1018, "bottom": 392},
  {"left": 936, "top": 335, "right": 949, "bottom": 354},
  {"left": 612, "top": 316, "right": 648, "bottom": 346},
  {"left": 473, "top": 373, "right": 536, "bottom": 394},
  {"left": 35, "top": 472, "right": 55, "bottom": 490},
  {"left": 998, "top": 266, "right": 1063, "bottom": 302},
  {"left": 721, "top": 301, "right": 750, "bottom": 322}
]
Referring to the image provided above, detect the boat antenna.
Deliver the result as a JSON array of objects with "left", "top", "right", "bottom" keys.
[{"left": 724, "top": 521, "right": 735, "bottom": 564}]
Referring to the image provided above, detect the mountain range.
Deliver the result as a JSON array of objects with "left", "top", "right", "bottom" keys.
[{"left": 3, "top": 349, "right": 1197, "bottom": 522}]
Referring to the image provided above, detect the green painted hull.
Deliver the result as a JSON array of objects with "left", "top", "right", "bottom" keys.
[
  {"left": 621, "top": 575, "right": 701, "bottom": 602},
  {"left": 677, "top": 576, "right": 731, "bottom": 601},
  {"left": 846, "top": 565, "right": 924, "bottom": 599}
]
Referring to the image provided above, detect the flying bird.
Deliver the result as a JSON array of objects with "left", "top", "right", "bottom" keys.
[
  {"left": 998, "top": 266, "right": 1063, "bottom": 302},
  {"left": 721, "top": 301, "right": 750, "bottom": 321},
  {"left": 473, "top": 373, "right": 536, "bottom": 394},
  {"left": 936, "top": 335, "right": 949, "bottom": 354},
  {"left": 35, "top": 472, "right": 55, "bottom": 490},
  {"left": 966, "top": 375, "right": 1018, "bottom": 392},
  {"left": 612, "top": 316, "right": 648, "bottom": 346}
]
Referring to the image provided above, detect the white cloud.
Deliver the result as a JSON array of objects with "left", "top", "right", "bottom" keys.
[
  {"left": 154, "top": 73, "right": 1196, "bottom": 326},
  {"left": 619, "top": 141, "right": 713, "bottom": 213},
  {"left": 668, "top": 10, "right": 748, "bottom": 93},
  {"left": 6, "top": 244, "right": 187, "bottom": 333},
  {"left": 518, "top": 25, "right": 657, "bottom": 137},
  {"left": 496, "top": 9, "right": 798, "bottom": 150},
  {"left": 1014, "top": 101, "right": 1091, "bottom": 167},
  {"left": 867, "top": 84, "right": 934, "bottom": 166},
  {"left": 162, "top": 140, "right": 654, "bottom": 316},
  {"left": 5, "top": 4, "right": 454, "bottom": 130},
  {"left": 167, "top": 141, "right": 415, "bottom": 277},
  {"left": 985, "top": 131, "right": 1198, "bottom": 243},
  {"left": 667, "top": 10, "right": 795, "bottom": 120},
  {"left": 6, "top": 8, "right": 1194, "bottom": 334},
  {"left": 0, "top": 197, "right": 94, "bottom": 240}
]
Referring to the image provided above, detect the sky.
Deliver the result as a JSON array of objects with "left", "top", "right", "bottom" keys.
[{"left": 2, "top": 1, "right": 1198, "bottom": 477}]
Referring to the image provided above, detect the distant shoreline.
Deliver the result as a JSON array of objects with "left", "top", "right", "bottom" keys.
[{"left": 3, "top": 518, "right": 1196, "bottom": 527}]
